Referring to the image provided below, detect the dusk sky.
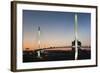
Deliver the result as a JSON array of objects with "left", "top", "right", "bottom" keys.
[{"left": 23, "top": 10, "right": 91, "bottom": 50}]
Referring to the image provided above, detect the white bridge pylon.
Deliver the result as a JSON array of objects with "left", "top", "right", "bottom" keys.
[
  {"left": 75, "top": 14, "right": 78, "bottom": 60},
  {"left": 37, "top": 26, "right": 41, "bottom": 58}
]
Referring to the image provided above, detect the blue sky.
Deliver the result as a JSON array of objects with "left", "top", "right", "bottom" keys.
[{"left": 23, "top": 10, "right": 91, "bottom": 49}]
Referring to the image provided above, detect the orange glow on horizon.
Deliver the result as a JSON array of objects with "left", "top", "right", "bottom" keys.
[{"left": 23, "top": 37, "right": 91, "bottom": 51}]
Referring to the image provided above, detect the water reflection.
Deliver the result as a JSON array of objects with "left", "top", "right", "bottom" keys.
[{"left": 23, "top": 47, "right": 91, "bottom": 63}]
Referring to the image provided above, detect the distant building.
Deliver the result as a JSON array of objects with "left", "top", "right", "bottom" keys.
[{"left": 25, "top": 48, "right": 30, "bottom": 50}]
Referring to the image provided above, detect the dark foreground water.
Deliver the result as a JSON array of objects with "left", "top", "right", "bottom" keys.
[{"left": 23, "top": 48, "right": 91, "bottom": 62}]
